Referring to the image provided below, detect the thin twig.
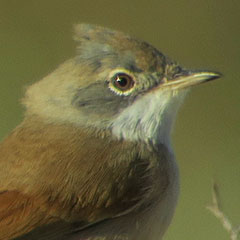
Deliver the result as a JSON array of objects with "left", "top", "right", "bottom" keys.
[{"left": 207, "top": 183, "right": 240, "bottom": 240}]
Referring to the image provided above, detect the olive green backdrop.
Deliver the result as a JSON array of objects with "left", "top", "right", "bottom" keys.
[{"left": 0, "top": 0, "right": 239, "bottom": 239}]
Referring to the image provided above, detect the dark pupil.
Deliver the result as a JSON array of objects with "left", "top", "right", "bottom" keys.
[{"left": 116, "top": 76, "right": 128, "bottom": 87}]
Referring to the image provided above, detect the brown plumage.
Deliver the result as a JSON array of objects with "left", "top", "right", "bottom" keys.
[
  {"left": 0, "top": 116, "right": 172, "bottom": 239},
  {"left": 0, "top": 24, "right": 220, "bottom": 239}
]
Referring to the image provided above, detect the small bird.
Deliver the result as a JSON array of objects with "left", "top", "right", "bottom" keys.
[{"left": 0, "top": 24, "right": 220, "bottom": 240}]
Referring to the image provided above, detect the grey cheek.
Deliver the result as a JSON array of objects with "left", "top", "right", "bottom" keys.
[{"left": 71, "top": 82, "right": 131, "bottom": 116}]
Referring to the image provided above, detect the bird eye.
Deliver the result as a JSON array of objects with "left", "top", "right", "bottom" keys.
[{"left": 111, "top": 73, "right": 135, "bottom": 93}]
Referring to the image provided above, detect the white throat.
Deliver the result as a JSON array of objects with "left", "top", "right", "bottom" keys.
[{"left": 111, "top": 89, "right": 188, "bottom": 147}]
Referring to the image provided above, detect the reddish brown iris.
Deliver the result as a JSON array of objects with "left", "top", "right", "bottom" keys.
[{"left": 112, "top": 73, "right": 135, "bottom": 92}]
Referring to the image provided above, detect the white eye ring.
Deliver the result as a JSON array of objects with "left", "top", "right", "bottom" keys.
[{"left": 108, "top": 69, "right": 136, "bottom": 96}]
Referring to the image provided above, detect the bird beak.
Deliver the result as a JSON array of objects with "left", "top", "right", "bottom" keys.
[{"left": 160, "top": 70, "right": 221, "bottom": 90}]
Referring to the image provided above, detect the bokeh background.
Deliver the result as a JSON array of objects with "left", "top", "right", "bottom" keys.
[{"left": 0, "top": 0, "right": 239, "bottom": 239}]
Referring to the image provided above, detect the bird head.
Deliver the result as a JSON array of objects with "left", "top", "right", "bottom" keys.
[{"left": 23, "top": 24, "right": 220, "bottom": 145}]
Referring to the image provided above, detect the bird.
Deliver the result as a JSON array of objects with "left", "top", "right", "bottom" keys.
[{"left": 0, "top": 24, "right": 220, "bottom": 240}]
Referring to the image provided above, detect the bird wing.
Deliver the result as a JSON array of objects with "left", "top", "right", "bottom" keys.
[
  {"left": 0, "top": 154, "right": 153, "bottom": 240},
  {"left": 0, "top": 122, "right": 162, "bottom": 239},
  {"left": 0, "top": 156, "right": 150, "bottom": 240},
  {"left": 0, "top": 190, "right": 54, "bottom": 239},
  {"left": 0, "top": 190, "right": 92, "bottom": 240}
]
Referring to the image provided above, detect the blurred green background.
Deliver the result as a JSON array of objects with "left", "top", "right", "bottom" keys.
[{"left": 0, "top": 0, "right": 239, "bottom": 239}]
